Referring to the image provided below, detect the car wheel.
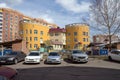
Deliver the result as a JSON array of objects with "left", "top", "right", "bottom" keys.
[
  {"left": 108, "top": 56, "right": 112, "bottom": 61},
  {"left": 14, "top": 59, "right": 18, "bottom": 64}
]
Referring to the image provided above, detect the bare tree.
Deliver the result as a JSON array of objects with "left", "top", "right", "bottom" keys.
[{"left": 90, "top": 0, "right": 120, "bottom": 50}]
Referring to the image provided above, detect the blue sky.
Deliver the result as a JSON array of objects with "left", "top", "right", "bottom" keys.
[{"left": 0, "top": 0, "right": 91, "bottom": 28}]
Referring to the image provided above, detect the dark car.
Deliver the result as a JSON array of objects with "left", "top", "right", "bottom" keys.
[
  {"left": 0, "top": 66, "right": 17, "bottom": 80},
  {"left": 0, "top": 51, "right": 26, "bottom": 64}
]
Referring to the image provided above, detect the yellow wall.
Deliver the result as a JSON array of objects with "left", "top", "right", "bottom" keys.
[
  {"left": 66, "top": 24, "right": 90, "bottom": 50},
  {"left": 0, "top": 9, "right": 3, "bottom": 12},
  {"left": 20, "top": 22, "right": 50, "bottom": 50}
]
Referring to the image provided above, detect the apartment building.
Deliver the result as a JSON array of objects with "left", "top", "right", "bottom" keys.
[
  {"left": 65, "top": 23, "right": 90, "bottom": 50},
  {"left": 0, "top": 8, "right": 25, "bottom": 42},
  {"left": 19, "top": 20, "right": 51, "bottom": 50},
  {"left": 49, "top": 27, "right": 66, "bottom": 50}
]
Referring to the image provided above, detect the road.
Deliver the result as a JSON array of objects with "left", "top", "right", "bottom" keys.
[{"left": 2, "top": 58, "right": 120, "bottom": 80}]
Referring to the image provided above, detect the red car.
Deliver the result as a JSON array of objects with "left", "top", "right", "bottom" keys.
[{"left": 0, "top": 66, "right": 17, "bottom": 80}]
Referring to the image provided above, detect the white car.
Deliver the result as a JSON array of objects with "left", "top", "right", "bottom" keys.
[
  {"left": 108, "top": 50, "right": 120, "bottom": 61},
  {"left": 68, "top": 50, "right": 88, "bottom": 63},
  {"left": 25, "top": 51, "right": 43, "bottom": 63}
]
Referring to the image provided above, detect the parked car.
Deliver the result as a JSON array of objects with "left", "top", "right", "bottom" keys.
[
  {"left": 25, "top": 51, "right": 43, "bottom": 64},
  {"left": 0, "top": 51, "right": 26, "bottom": 64},
  {"left": 0, "top": 66, "right": 17, "bottom": 80},
  {"left": 67, "top": 50, "right": 88, "bottom": 63},
  {"left": 46, "top": 52, "right": 61, "bottom": 64},
  {"left": 108, "top": 50, "right": 120, "bottom": 61}
]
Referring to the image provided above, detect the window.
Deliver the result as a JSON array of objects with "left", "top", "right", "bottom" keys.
[
  {"left": 111, "top": 51, "right": 120, "bottom": 55},
  {"left": 55, "top": 39, "right": 58, "bottom": 42},
  {"left": 34, "top": 30, "right": 38, "bottom": 34},
  {"left": 74, "top": 38, "right": 78, "bottom": 42},
  {"left": 68, "top": 33, "right": 70, "bottom": 36},
  {"left": 83, "top": 32, "right": 86, "bottom": 35},
  {"left": 50, "top": 33, "right": 53, "bottom": 36},
  {"left": 83, "top": 38, "right": 86, "bottom": 42},
  {"left": 30, "top": 44, "right": 32, "bottom": 48},
  {"left": 40, "top": 31, "right": 43, "bottom": 36},
  {"left": 30, "top": 37, "right": 32, "bottom": 41},
  {"left": 30, "top": 29, "right": 32, "bottom": 34},
  {"left": 74, "top": 32, "right": 77, "bottom": 36},
  {"left": 34, "top": 44, "right": 38, "bottom": 48},
  {"left": 34, "top": 37, "right": 38, "bottom": 41},
  {"left": 55, "top": 33, "right": 59, "bottom": 36},
  {"left": 83, "top": 32, "right": 88, "bottom": 36}
]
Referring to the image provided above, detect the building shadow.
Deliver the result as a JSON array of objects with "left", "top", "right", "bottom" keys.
[
  {"left": 64, "top": 58, "right": 87, "bottom": 64},
  {"left": 104, "top": 59, "right": 120, "bottom": 64},
  {"left": 16, "top": 66, "right": 120, "bottom": 80}
]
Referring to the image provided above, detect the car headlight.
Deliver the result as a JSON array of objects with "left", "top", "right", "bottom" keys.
[
  {"left": 56, "top": 58, "right": 61, "bottom": 60},
  {"left": 47, "top": 58, "right": 51, "bottom": 60},
  {"left": 25, "top": 58, "right": 29, "bottom": 60},
  {"left": 8, "top": 57, "right": 14, "bottom": 60},
  {"left": 73, "top": 56, "right": 77, "bottom": 58}
]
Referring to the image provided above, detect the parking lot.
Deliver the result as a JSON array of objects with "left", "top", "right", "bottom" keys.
[{"left": 2, "top": 58, "right": 120, "bottom": 80}]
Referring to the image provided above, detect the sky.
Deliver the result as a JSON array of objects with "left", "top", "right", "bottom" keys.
[
  {"left": 0, "top": 0, "right": 101, "bottom": 39},
  {"left": 0, "top": 0, "right": 91, "bottom": 27}
]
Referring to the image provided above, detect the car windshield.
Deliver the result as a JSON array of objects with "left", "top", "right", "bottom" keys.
[
  {"left": 49, "top": 52, "right": 59, "bottom": 56},
  {"left": 29, "top": 52, "right": 39, "bottom": 56},
  {"left": 72, "top": 50, "right": 83, "bottom": 54},
  {"left": 6, "top": 52, "right": 17, "bottom": 55}
]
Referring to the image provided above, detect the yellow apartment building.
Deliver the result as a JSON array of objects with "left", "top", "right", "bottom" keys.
[
  {"left": 20, "top": 20, "right": 50, "bottom": 50},
  {"left": 65, "top": 23, "right": 90, "bottom": 50}
]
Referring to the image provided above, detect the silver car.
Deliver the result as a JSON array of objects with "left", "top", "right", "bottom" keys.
[
  {"left": 46, "top": 52, "right": 61, "bottom": 64},
  {"left": 68, "top": 50, "right": 88, "bottom": 63}
]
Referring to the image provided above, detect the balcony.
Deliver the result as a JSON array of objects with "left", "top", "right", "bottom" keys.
[
  {"left": 0, "top": 17, "right": 3, "bottom": 20},
  {"left": 40, "top": 40, "right": 43, "bottom": 44}
]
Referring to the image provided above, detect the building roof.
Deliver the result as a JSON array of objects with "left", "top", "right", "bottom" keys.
[
  {"left": 0, "top": 39, "right": 22, "bottom": 46},
  {"left": 49, "top": 27, "right": 66, "bottom": 33}
]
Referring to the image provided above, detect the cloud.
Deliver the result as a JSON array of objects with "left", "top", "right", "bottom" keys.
[
  {"left": 0, "top": 0, "right": 24, "bottom": 6},
  {"left": 55, "top": 0, "right": 91, "bottom": 13},
  {"left": 0, "top": 3, "right": 9, "bottom": 8},
  {"left": 19, "top": 10, "right": 55, "bottom": 23},
  {"left": 40, "top": 14, "right": 54, "bottom": 23}
]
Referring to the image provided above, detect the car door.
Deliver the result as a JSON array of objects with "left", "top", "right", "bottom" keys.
[
  {"left": 111, "top": 51, "right": 120, "bottom": 61},
  {"left": 110, "top": 51, "right": 115, "bottom": 60},
  {"left": 115, "top": 51, "right": 120, "bottom": 61}
]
